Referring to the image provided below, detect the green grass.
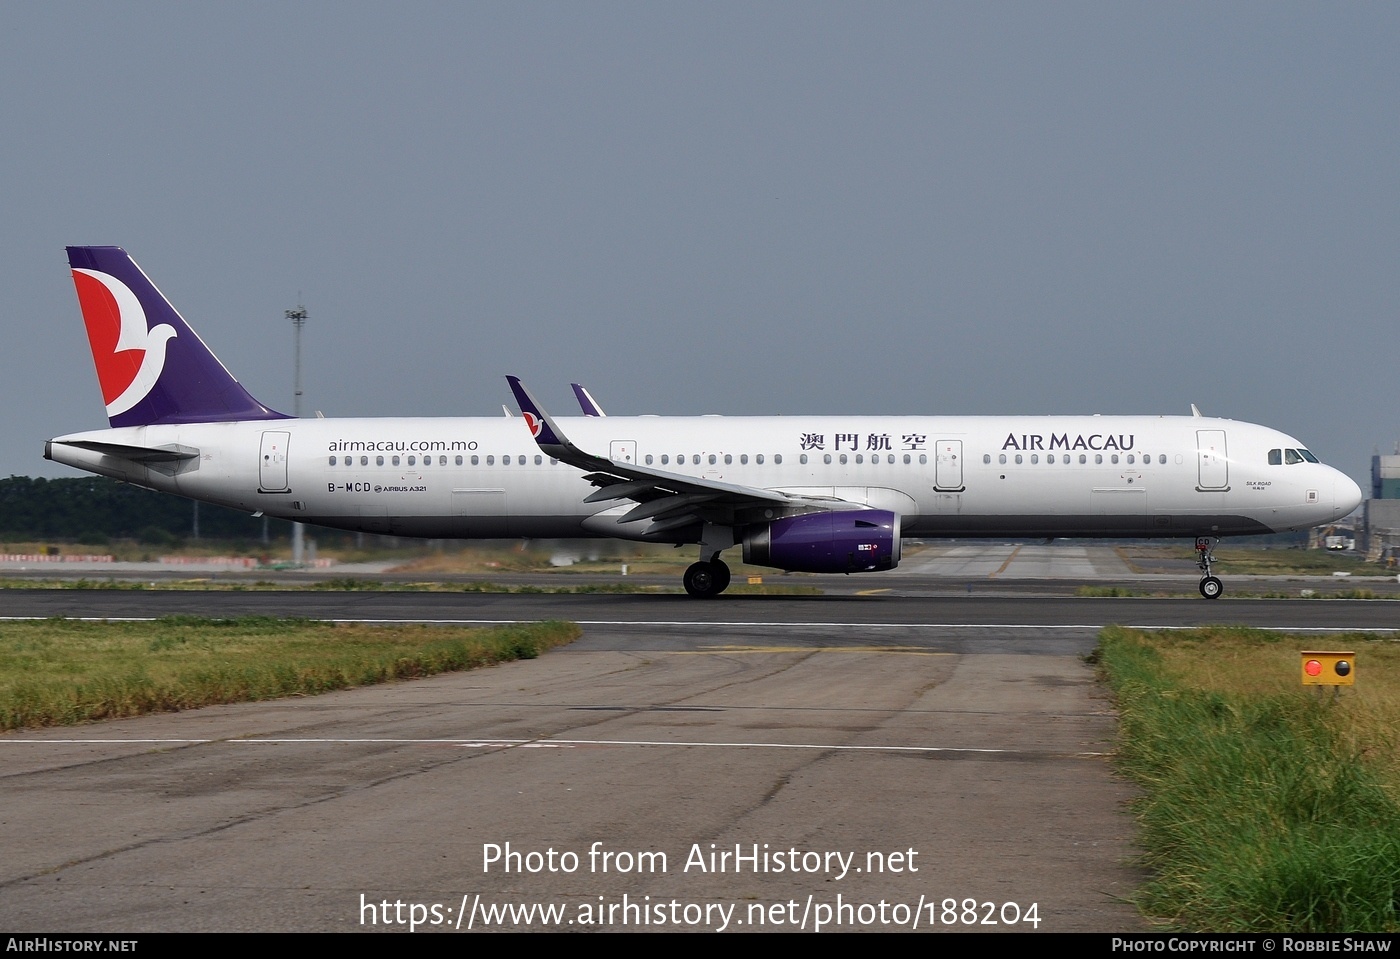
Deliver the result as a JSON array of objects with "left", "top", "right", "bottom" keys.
[
  {"left": 1096, "top": 627, "right": 1400, "bottom": 932},
  {"left": 0, "top": 576, "right": 821, "bottom": 596},
  {"left": 1119, "top": 544, "right": 1393, "bottom": 578},
  {"left": 0, "top": 616, "right": 580, "bottom": 730}
]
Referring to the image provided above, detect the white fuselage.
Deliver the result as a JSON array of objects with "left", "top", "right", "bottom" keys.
[{"left": 47, "top": 413, "right": 1360, "bottom": 541}]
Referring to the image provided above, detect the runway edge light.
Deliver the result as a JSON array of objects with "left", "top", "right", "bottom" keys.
[{"left": 1300, "top": 651, "right": 1355, "bottom": 687}]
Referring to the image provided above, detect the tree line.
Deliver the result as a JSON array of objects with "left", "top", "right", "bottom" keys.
[{"left": 0, "top": 476, "right": 289, "bottom": 544}]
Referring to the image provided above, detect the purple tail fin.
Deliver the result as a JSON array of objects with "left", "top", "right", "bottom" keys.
[{"left": 66, "top": 246, "right": 289, "bottom": 427}]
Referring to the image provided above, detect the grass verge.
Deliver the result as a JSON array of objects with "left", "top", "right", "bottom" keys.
[
  {"left": 0, "top": 577, "right": 822, "bottom": 596},
  {"left": 1095, "top": 626, "right": 1400, "bottom": 932},
  {"left": 0, "top": 616, "right": 580, "bottom": 730}
]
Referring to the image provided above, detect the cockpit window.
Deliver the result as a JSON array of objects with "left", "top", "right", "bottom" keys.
[
  {"left": 1298, "top": 449, "right": 1319, "bottom": 463},
  {"left": 1284, "top": 449, "right": 1303, "bottom": 465},
  {"left": 1268, "top": 449, "right": 1282, "bottom": 465}
]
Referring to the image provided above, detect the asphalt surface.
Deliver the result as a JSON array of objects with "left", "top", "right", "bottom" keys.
[{"left": 2, "top": 545, "right": 1395, "bottom": 933}]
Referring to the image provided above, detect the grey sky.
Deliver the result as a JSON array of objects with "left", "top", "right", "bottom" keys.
[{"left": 4, "top": 3, "right": 1396, "bottom": 487}]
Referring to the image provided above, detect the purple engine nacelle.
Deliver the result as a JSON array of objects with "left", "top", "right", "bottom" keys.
[{"left": 743, "top": 510, "right": 902, "bottom": 574}]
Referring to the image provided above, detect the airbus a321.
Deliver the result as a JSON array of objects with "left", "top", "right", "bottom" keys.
[{"left": 46, "top": 247, "right": 1363, "bottom": 598}]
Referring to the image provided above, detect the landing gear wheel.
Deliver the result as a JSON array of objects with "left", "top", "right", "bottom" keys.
[
  {"left": 684, "top": 561, "right": 728, "bottom": 598},
  {"left": 711, "top": 560, "right": 731, "bottom": 594},
  {"left": 1194, "top": 536, "right": 1223, "bottom": 601}
]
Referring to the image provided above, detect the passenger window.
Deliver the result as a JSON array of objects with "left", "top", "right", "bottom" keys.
[
  {"left": 360, "top": 456, "right": 368, "bottom": 466},
  {"left": 693, "top": 455, "right": 701, "bottom": 465},
  {"left": 774, "top": 454, "right": 782, "bottom": 465},
  {"left": 328, "top": 456, "right": 336, "bottom": 466},
  {"left": 1015, "top": 454, "right": 1023, "bottom": 464},
  {"left": 1110, "top": 454, "right": 1119, "bottom": 465},
  {"left": 983, "top": 454, "right": 991, "bottom": 464},
  {"left": 455, "top": 455, "right": 462, "bottom": 465},
  {"left": 708, "top": 454, "right": 717, "bottom": 465},
  {"left": 724, "top": 454, "right": 732, "bottom": 465},
  {"left": 756, "top": 454, "right": 764, "bottom": 464},
  {"left": 534, "top": 455, "right": 542, "bottom": 465},
  {"left": 824, "top": 454, "right": 833, "bottom": 465},
  {"left": 740, "top": 454, "right": 748, "bottom": 465},
  {"left": 470, "top": 455, "right": 478, "bottom": 465},
  {"left": 486, "top": 455, "right": 494, "bottom": 465},
  {"left": 855, "top": 454, "right": 863, "bottom": 464},
  {"left": 1095, "top": 454, "right": 1102, "bottom": 464},
  {"left": 1079, "top": 454, "right": 1086, "bottom": 464},
  {"left": 919, "top": 454, "right": 927, "bottom": 465},
  {"left": 887, "top": 454, "right": 895, "bottom": 464},
  {"left": 1031, "top": 454, "right": 1039, "bottom": 464},
  {"left": 799, "top": 454, "right": 807, "bottom": 465},
  {"left": 904, "top": 454, "right": 912, "bottom": 464},
  {"left": 343, "top": 456, "right": 351, "bottom": 466},
  {"left": 998, "top": 454, "right": 1006, "bottom": 465}
]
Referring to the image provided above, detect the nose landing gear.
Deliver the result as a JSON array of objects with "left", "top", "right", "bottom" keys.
[{"left": 1195, "top": 536, "right": 1223, "bottom": 599}]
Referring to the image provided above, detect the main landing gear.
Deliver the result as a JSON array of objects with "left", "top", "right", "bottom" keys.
[
  {"left": 683, "top": 559, "right": 731, "bottom": 598},
  {"left": 1195, "top": 536, "right": 1223, "bottom": 599},
  {"left": 684, "top": 524, "right": 736, "bottom": 598}
]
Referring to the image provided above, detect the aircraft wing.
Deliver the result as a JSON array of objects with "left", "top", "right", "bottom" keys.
[{"left": 506, "top": 377, "right": 867, "bottom": 532}]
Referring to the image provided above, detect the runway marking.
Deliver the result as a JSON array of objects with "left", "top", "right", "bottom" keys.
[
  {"left": 687, "top": 645, "right": 953, "bottom": 654},
  {"left": 990, "top": 544, "right": 1023, "bottom": 577},
  {"left": 0, "top": 735, "right": 1061, "bottom": 756}
]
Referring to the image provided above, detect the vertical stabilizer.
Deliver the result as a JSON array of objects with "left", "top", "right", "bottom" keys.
[{"left": 66, "top": 246, "right": 288, "bottom": 427}]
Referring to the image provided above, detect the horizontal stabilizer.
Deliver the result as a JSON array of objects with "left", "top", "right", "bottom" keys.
[{"left": 50, "top": 440, "right": 198, "bottom": 463}]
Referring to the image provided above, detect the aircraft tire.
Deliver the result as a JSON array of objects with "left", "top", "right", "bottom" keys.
[
  {"left": 711, "top": 560, "right": 731, "bottom": 594},
  {"left": 1199, "top": 576, "right": 1223, "bottom": 600},
  {"left": 684, "top": 562, "right": 722, "bottom": 598}
]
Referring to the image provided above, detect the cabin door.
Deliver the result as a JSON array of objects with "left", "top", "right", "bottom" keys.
[
  {"left": 1196, "top": 430, "right": 1229, "bottom": 490},
  {"left": 934, "top": 440, "right": 964, "bottom": 491},
  {"left": 259, "top": 431, "right": 290, "bottom": 492}
]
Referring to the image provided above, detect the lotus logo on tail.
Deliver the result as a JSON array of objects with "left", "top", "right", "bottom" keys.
[
  {"left": 72, "top": 269, "right": 177, "bottom": 418},
  {"left": 523, "top": 411, "right": 543, "bottom": 438}
]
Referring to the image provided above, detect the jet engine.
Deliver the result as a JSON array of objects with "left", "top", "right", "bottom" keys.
[{"left": 742, "top": 510, "right": 901, "bottom": 574}]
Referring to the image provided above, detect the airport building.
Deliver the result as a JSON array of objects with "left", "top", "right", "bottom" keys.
[{"left": 1359, "top": 454, "right": 1400, "bottom": 562}]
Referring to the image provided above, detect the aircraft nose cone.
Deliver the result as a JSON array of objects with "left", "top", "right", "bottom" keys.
[{"left": 1335, "top": 472, "right": 1363, "bottom": 517}]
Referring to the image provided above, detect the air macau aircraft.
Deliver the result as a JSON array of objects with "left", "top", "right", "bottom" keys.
[{"left": 47, "top": 247, "right": 1362, "bottom": 598}]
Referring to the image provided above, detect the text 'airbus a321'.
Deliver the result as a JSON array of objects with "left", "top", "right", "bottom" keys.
[{"left": 46, "top": 247, "right": 1362, "bottom": 598}]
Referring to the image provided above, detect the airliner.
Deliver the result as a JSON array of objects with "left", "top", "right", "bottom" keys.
[{"left": 46, "top": 247, "right": 1362, "bottom": 598}]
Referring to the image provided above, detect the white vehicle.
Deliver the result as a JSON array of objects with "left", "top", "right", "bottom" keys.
[{"left": 48, "top": 247, "right": 1362, "bottom": 598}]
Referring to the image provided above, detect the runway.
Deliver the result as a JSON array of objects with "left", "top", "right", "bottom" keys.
[{"left": 2, "top": 546, "right": 1395, "bottom": 933}]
